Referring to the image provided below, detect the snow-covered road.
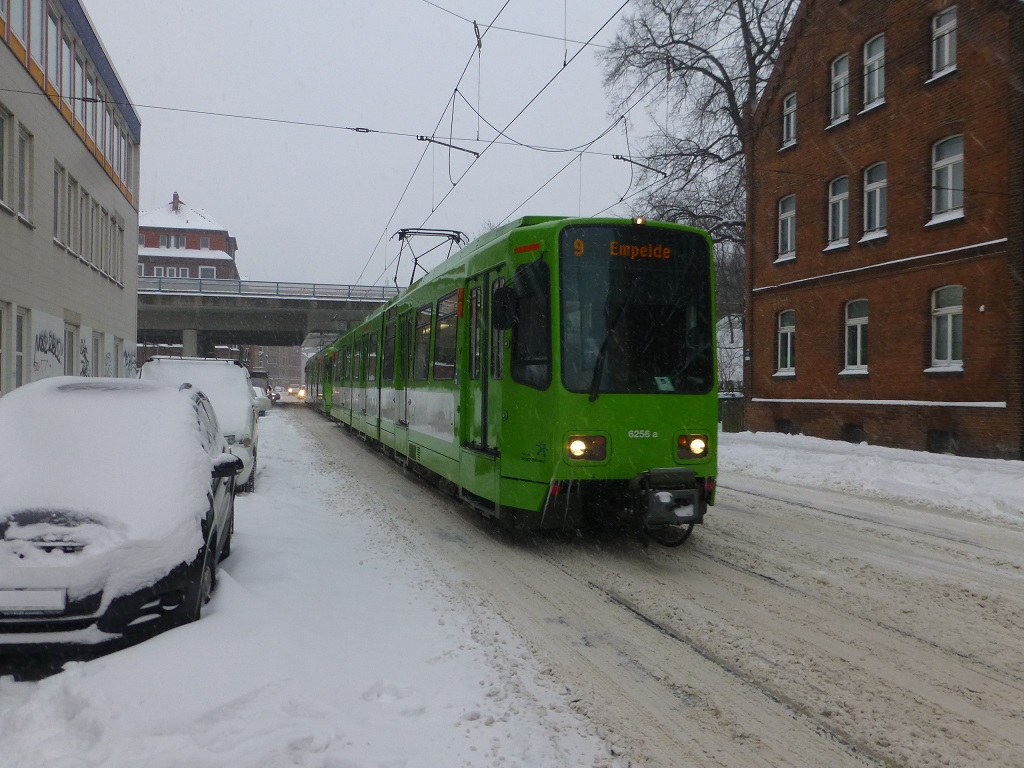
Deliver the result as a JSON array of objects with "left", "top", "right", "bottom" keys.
[{"left": 3, "top": 404, "right": 1023, "bottom": 767}]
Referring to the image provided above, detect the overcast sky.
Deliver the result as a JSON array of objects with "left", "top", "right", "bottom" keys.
[{"left": 81, "top": 0, "right": 653, "bottom": 287}]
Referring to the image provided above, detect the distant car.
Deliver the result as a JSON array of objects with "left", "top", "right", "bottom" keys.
[
  {"left": 140, "top": 357, "right": 261, "bottom": 492},
  {"left": 0, "top": 377, "right": 242, "bottom": 648},
  {"left": 287, "top": 384, "right": 306, "bottom": 399}
]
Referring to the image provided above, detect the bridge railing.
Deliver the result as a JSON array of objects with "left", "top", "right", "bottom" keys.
[{"left": 138, "top": 277, "right": 399, "bottom": 301}]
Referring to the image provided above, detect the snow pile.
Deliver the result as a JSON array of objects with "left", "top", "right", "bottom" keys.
[{"left": 719, "top": 430, "right": 1024, "bottom": 525}]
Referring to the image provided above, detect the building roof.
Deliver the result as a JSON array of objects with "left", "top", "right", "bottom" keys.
[
  {"left": 138, "top": 247, "right": 234, "bottom": 261},
  {"left": 139, "top": 193, "right": 226, "bottom": 232}
]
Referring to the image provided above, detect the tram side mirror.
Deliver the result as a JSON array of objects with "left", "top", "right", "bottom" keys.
[{"left": 492, "top": 286, "right": 516, "bottom": 331}]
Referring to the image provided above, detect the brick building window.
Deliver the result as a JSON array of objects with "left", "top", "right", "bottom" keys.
[
  {"left": 844, "top": 299, "right": 869, "bottom": 371},
  {"left": 179, "top": 267, "right": 189, "bottom": 278},
  {"left": 200, "top": 236, "right": 210, "bottom": 249},
  {"left": 828, "top": 176, "right": 849, "bottom": 246},
  {"left": 830, "top": 54, "right": 849, "bottom": 123},
  {"left": 154, "top": 266, "right": 164, "bottom": 277},
  {"left": 781, "top": 93, "right": 797, "bottom": 147},
  {"left": 863, "top": 162, "right": 887, "bottom": 236},
  {"left": 777, "top": 195, "right": 796, "bottom": 261},
  {"left": 199, "top": 266, "right": 216, "bottom": 279},
  {"left": 863, "top": 34, "right": 885, "bottom": 108},
  {"left": 932, "top": 7, "right": 957, "bottom": 76},
  {"left": 932, "top": 135, "right": 963, "bottom": 218},
  {"left": 777, "top": 310, "right": 796, "bottom": 374},
  {"left": 137, "top": 263, "right": 144, "bottom": 277},
  {"left": 931, "top": 286, "right": 963, "bottom": 369}
]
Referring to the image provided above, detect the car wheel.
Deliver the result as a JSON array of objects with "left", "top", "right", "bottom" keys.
[
  {"left": 240, "top": 453, "right": 256, "bottom": 493},
  {"left": 186, "top": 548, "right": 216, "bottom": 622},
  {"left": 220, "top": 506, "right": 234, "bottom": 561}
]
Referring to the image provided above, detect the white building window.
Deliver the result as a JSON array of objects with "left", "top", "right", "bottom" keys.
[
  {"left": 845, "top": 299, "right": 869, "bottom": 371},
  {"left": 10, "top": 0, "right": 26, "bottom": 41},
  {"left": 781, "top": 93, "right": 797, "bottom": 147},
  {"left": 29, "top": 0, "right": 44, "bottom": 65},
  {"left": 863, "top": 162, "right": 887, "bottom": 235},
  {"left": 154, "top": 266, "right": 164, "bottom": 277},
  {"left": 199, "top": 265, "right": 216, "bottom": 279},
  {"left": 863, "top": 34, "right": 885, "bottom": 108},
  {"left": 828, "top": 177, "right": 849, "bottom": 246},
  {"left": 931, "top": 286, "right": 963, "bottom": 368},
  {"left": 64, "top": 325, "right": 76, "bottom": 376},
  {"left": 61, "top": 36, "right": 72, "bottom": 107},
  {"left": 15, "top": 310, "right": 28, "bottom": 388},
  {"left": 179, "top": 267, "right": 189, "bottom": 278},
  {"left": 830, "top": 54, "right": 849, "bottom": 123},
  {"left": 777, "top": 310, "right": 796, "bottom": 373},
  {"left": 17, "top": 126, "right": 32, "bottom": 219},
  {"left": 777, "top": 195, "right": 796, "bottom": 260},
  {"left": 138, "top": 262, "right": 144, "bottom": 277},
  {"left": 932, "top": 135, "right": 964, "bottom": 216},
  {"left": 200, "top": 236, "right": 210, "bottom": 250},
  {"left": 932, "top": 7, "right": 957, "bottom": 76},
  {"left": 46, "top": 12, "right": 59, "bottom": 87}
]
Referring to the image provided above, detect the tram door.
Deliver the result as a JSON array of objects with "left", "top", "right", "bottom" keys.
[{"left": 462, "top": 271, "right": 504, "bottom": 456}]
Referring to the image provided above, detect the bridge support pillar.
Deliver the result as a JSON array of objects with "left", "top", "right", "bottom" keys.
[{"left": 182, "top": 328, "right": 199, "bottom": 357}]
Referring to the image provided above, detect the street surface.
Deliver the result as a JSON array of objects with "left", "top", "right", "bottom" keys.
[{"left": 292, "top": 404, "right": 1024, "bottom": 768}]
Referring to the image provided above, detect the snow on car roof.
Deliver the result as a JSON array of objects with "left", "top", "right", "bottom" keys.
[
  {"left": 139, "top": 359, "right": 253, "bottom": 437},
  {"left": 0, "top": 377, "right": 210, "bottom": 557}
]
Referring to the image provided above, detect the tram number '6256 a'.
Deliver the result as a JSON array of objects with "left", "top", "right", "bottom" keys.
[{"left": 628, "top": 430, "right": 658, "bottom": 439}]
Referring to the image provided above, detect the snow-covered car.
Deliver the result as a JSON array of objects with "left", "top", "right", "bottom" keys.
[
  {"left": 252, "top": 386, "right": 273, "bottom": 415},
  {"left": 0, "top": 377, "right": 242, "bottom": 648},
  {"left": 140, "top": 357, "right": 261, "bottom": 492}
]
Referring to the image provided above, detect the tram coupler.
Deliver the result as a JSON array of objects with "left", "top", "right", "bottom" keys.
[{"left": 630, "top": 468, "right": 705, "bottom": 527}]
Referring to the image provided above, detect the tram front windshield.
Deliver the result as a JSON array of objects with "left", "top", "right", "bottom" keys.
[{"left": 559, "top": 224, "right": 714, "bottom": 396}]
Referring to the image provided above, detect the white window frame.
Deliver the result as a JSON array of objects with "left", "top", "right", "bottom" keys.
[
  {"left": 777, "top": 310, "right": 796, "bottom": 374},
  {"left": 932, "top": 7, "right": 957, "bottom": 77},
  {"left": 85, "top": 76, "right": 96, "bottom": 139},
  {"left": 844, "top": 299, "right": 869, "bottom": 372},
  {"left": 828, "top": 176, "right": 849, "bottom": 247},
  {"left": 64, "top": 324, "right": 77, "bottom": 376},
  {"left": 74, "top": 56, "right": 86, "bottom": 125},
  {"left": 10, "top": 0, "right": 26, "bottom": 42},
  {"left": 179, "top": 267, "right": 189, "bottom": 278},
  {"left": 863, "top": 162, "right": 887, "bottom": 237},
  {"left": 932, "top": 135, "right": 964, "bottom": 218},
  {"left": 61, "top": 36, "right": 72, "bottom": 107},
  {"left": 15, "top": 309, "right": 29, "bottom": 388},
  {"left": 199, "top": 265, "right": 216, "bottom": 279},
  {"left": 863, "top": 34, "right": 885, "bottom": 108},
  {"left": 29, "top": 0, "right": 44, "bottom": 66},
  {"left": 830, "top": 54, "right": 849, "bottom": 123},
  {"left": 138, "top": 262, "right": 144, "bottom": 277},
  {"left": 777, "top": 195, "right": 796, "bottom": 261},
  {"left": 781, "top": 93, "right": 797, "bottom": 147},
  {"left": 153, "top": 266, "right": 164, "bottom": 277},
  {"left": 17, "top": 126, "right": 32, "bottom": 220},
  {"left": 166, "top": 267, "right": 177, "bottom": 278},
  {"left": 931, "top": 286, "right": 963, "bottom": 369},
  {"left": 160, "top": 234, "right": 169, "bottom": 248},
  {"left": 200, "top": 236, "right": 210, "bottom": 250},
  {"left": 46, "top": 13, "right": 59, "bottom": 88}
]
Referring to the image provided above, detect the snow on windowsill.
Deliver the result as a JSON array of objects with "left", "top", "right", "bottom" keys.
[
  {"left": 858, "top": 229, "right": 888, "bottom": 243},
  {"left": 773, "top": 371, "right": 796, "bottom": 378},
  {"left": 839, "top": 368, "right": 869, "bottom": 376},
  {"left": 858, "top": 99, "right": 886, "bottom": 115},
  {"left": 774, "top": 253, "right": 796, "bottom": 264},
  {"left": 925, "top": 66, "right": 957, "bottom": 85},
  {"left": 826, "top": 116, "right": 850, "bottom": 130},
  {"left": 924, "top": 363, "right": 964, "bottom": 373},
  {"left": 823, "top": 240, "right": 849, "bottom": 252},
  {"left": 778, "top": 140, "right": 797, "bottom": 152},
  {"left": 926, "top": 210, "right": 964, "bottom": 227}
]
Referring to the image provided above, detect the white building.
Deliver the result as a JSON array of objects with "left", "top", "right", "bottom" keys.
[{"left": 0, "top": 0, "right": 140, "bottom": 395}]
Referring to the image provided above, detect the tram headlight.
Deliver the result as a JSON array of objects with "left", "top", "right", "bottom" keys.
[
  {"left": 678, "top": 434, "right": 709, "bottom": 459},
  {"left": 567, "top": 435, "right": 607, "bottom": 461}
]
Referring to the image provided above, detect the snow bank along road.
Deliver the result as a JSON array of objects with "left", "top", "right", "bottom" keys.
[{"left": 294, "top": 406, "right": 1024, "bottom": 768}]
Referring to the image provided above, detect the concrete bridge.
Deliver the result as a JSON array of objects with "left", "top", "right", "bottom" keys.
[{"left": 137, "top": 277, "right": 398, "bottom": 356}]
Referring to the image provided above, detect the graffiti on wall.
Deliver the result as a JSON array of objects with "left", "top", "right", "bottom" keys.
[
  {"left": 79, "top": 340, "right": 90, "bottom": 376},
  {"left": 33, "top": 331, "right": 64, "bottom": 375},
  {"left": 122, "top": 350, "right": 138, "bottom": 378}
]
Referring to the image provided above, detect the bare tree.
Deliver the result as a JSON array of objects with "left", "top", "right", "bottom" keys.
[{"left": 602, "top": 0, "right": 797, "bottom": 317}]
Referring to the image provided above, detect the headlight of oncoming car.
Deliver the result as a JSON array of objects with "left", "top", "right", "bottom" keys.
[
  {"left": 677, "top": 434, "right": 709, "bottom": 459},
  {"left": 567, "top": 435, "right": 607, "bottom": 461}
]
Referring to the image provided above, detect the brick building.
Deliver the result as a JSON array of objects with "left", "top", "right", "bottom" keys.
[
  {"left": 1, "top": 0, "right": 140, "bottom": 395},
  {"left": 745, "top": 0, "right": 1023, "bottom": 458},
  {"left": 137, "top": 191, "right": 239, "bottom": 281}
]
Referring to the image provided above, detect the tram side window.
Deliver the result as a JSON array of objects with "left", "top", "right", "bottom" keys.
[
  {"left": 413, "top": 304, "right": 432, "bottom": 380},
  {"left": 353, "top": 339, "right": 362, "bottom": 383},
  {"left": 491, "top": 278, "right": 505, "bottom": 380},
  {"left": 511, "top": 263, "right": 551, "bottom": 389},
  {"left": 434, "top": 291, "right": 458, "bottom": 380},
  {"left": 383, "top": 322, "right": 396, "bottom": 380},
  {"left": 367, "top": 332, "right": 378, "bottom": 381},
  {"left": 341, "top": 345, "right": 350, "bottom": 380},
  {"left": 402, "top": 312, "right": 414, "bottom": 381}
]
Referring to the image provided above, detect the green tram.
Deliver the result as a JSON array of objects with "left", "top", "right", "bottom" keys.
[{"left": 306, "top": 216, "right": 718, "bottom": 546}]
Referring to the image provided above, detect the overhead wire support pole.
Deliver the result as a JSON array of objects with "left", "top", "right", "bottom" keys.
[
  {"left": 613, "top": 154, "right": 668, "bottom": 176},
  {"left": 417, "top": 135, "right": 480, "bottom": 158}
]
